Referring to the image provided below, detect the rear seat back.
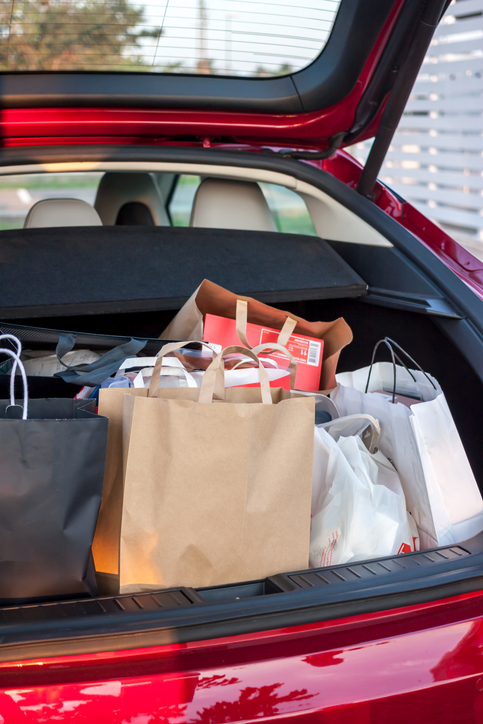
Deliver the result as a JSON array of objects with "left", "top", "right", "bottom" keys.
[
  {"left": 94, "top": 172, "right": 169, "bottom": 226},
  {"left": 189, "top": 178, "right": 277, "bottom": 232},
  {"left": 24, "top": 199, "right": 102, "bottom": 228},
  {"left": 116, "top": 202, "right": 155, "bottom": 226}
]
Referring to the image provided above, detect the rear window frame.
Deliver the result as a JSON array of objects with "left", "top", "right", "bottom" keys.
[{"left": 0, "top": 0, "right": 399, "bottom": 114}]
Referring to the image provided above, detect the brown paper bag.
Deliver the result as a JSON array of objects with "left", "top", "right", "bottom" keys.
[
  {"left": 93, "top": 341, "right": 222, "bottom": 582},
  {"left": 94, "top": 343, "right": 315, "bottom": 593},
  {"left": 92, "top": 386, "right": 145, "bottom": 583},
  {"left": 93, "top": 341, "right": 221, "bottom": 581},
  {"left": 160, "top": 279, "right": 352, "bottom": 390}
]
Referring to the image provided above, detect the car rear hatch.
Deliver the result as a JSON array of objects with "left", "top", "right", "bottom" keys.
[{"left": 0, "top": 0, "right": 449, "bottom": 150}]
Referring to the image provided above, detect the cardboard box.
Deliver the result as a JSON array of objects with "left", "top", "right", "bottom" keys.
[{"left": 203, "top": 313, "right": 324, "bottom": 391}]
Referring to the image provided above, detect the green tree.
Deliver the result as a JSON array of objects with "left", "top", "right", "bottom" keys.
[
  {"left": 253, "top": 62, "right": 293, "bottom": 78},
  {"left": 0, "top": 0, "right": 160, "bottom": 71}
]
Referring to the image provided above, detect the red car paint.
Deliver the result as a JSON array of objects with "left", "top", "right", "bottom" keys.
[
  {"left": 0, "top": 102, "right": 383, "bottom": 148},
  {"left": 2, "top": 591, "right": 483, "bottom": 722}
]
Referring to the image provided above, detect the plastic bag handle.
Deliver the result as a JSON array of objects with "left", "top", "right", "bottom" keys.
[
  {"left": 236, "top": 299, "right": 297, "bottom": 349},
  {"left": 0, "top": 334, "right": 23, "bottom": 409},
  {"left": 0, "top": 347, "right": 28, "bottom": 419},
  {"left": 365, "top": 337, "right": 436, "bottom": 401}
]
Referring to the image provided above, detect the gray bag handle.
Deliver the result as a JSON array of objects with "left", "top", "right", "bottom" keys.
[{"left": 55, "top": 332, "right": 148, "bottom": 386}]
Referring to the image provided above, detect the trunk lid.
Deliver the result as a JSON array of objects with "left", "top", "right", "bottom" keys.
[{"left": 0, "top": 0, "right": 449, "bottom": 149}]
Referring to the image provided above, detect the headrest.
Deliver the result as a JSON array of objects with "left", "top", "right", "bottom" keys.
[
  {"left": 190, "top": 179, "right": 277, "bottom": 232},
  {"left": 24, "top": 199, "right": 102, "bottom": 228},
  {"left": 116, "top": 202, "right": 155, "bottom": 226},
  {"left": 94, "top": 172, "right": 169, "bottom": 226}
]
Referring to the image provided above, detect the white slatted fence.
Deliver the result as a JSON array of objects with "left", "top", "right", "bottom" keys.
[{"left": 352, "top": 0, "right": 483, "bottom": 257}]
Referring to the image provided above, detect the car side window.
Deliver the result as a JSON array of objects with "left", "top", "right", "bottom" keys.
[
  {"left": 169, "top": 176, "right": 317, "bottom": 234},
  {"left": 169, "top": 175, "right": 202, "bottom": 226},
  {"left": 259, "top": 183, "right": 317, "bottom": 235},
  {"left": 0, "top": 173, "right": 103, "bottom": 230}
]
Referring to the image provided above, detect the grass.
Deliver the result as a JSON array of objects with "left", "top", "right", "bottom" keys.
[{"left": 0, "top": 219, "right": 24, "bottom": 230}]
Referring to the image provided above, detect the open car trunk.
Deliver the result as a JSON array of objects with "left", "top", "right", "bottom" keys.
[{"left": 1, "top": 148, "right": 483, "bottom": 663}]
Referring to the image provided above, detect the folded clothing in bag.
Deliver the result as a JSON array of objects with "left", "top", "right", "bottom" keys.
[{"left": 0, "top": 337, "right": 108, "bottom": 603}]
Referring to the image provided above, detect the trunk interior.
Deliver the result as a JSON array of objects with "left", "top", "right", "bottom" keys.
[
  {"left": 2, "top": 286, "right": 483, "bottom": 656},
  {"left": 9, "top": 295, "right": 483, "bottom": 486},
  {"left": 1, "top": 158, "right": 483, "bottom": 660}
]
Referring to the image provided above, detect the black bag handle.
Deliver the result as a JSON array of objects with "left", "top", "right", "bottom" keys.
[{"left": 365, "top": 337, "right": 436, "bottom": 402}]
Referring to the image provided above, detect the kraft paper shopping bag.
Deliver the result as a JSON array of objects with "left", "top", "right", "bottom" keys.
[
  {"left": 160, "top": 279, "right": 352, "bottom": 390},
  {"left": 94, "top": 343, "right": 314, "bottom": 592}
]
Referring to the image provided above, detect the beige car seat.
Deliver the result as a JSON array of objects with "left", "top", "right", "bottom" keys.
[
  {"left": 94, "top": 172, "right": 169, "bottom": 226},
  {"left": 24, "top": 199, "right": 102, "bottom": 228},
  {"left": 189, "top": 178, "right": 277, "bottom": 232}
]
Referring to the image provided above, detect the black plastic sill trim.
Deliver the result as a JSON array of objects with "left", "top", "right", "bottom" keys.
[{"left": 0, "top": 538, "right": 482, "bottom": 663}]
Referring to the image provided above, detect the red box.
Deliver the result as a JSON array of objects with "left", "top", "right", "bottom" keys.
[{"left": 203, "top": 313, "right": 323, "bottom": 391}]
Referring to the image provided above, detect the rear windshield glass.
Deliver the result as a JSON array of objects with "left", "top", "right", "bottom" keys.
[{"left": 0, "top": 0, "right": 341, "bottom": 77}]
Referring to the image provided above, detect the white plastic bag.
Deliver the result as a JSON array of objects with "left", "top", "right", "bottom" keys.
[
  {"left": 310, "top": 418, "right": 418, "bottom": 568},
  {"left": 165, "top": 342, "right": 295, "bottom": 391},
  {"left": 332, "top": 339, "right": 483, "bottom": 548}
]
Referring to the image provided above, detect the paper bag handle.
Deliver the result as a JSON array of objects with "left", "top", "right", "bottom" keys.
[
  {"left": 199, "top": 345, "right": 272, "bottom": 404},
  {"left": 251, "top": 342, "right": 297, "bottom": 389},
  {"left": 236, "top": 299, "right": 297, "bottom": 349},
  {"left": 149, "top": 341, "right": 216, "bottom": 397}
]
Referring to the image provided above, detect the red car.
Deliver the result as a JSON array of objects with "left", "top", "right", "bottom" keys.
[{"left": 2, "top": 0, "right": 483, "bottom": 721}]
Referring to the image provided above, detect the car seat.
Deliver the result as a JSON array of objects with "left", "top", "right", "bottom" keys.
[
  {"left": 94, "top": 172, "right": 169, "bottom": 226},
  {"left": 115, "top": 202, "right": 155, "bottom": 226},
  {"left": 189, "top": 178, "right": 277, "bottom": 232},
  {"left": 24, "top": 199, "right": 102, "bottom": 228}
]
